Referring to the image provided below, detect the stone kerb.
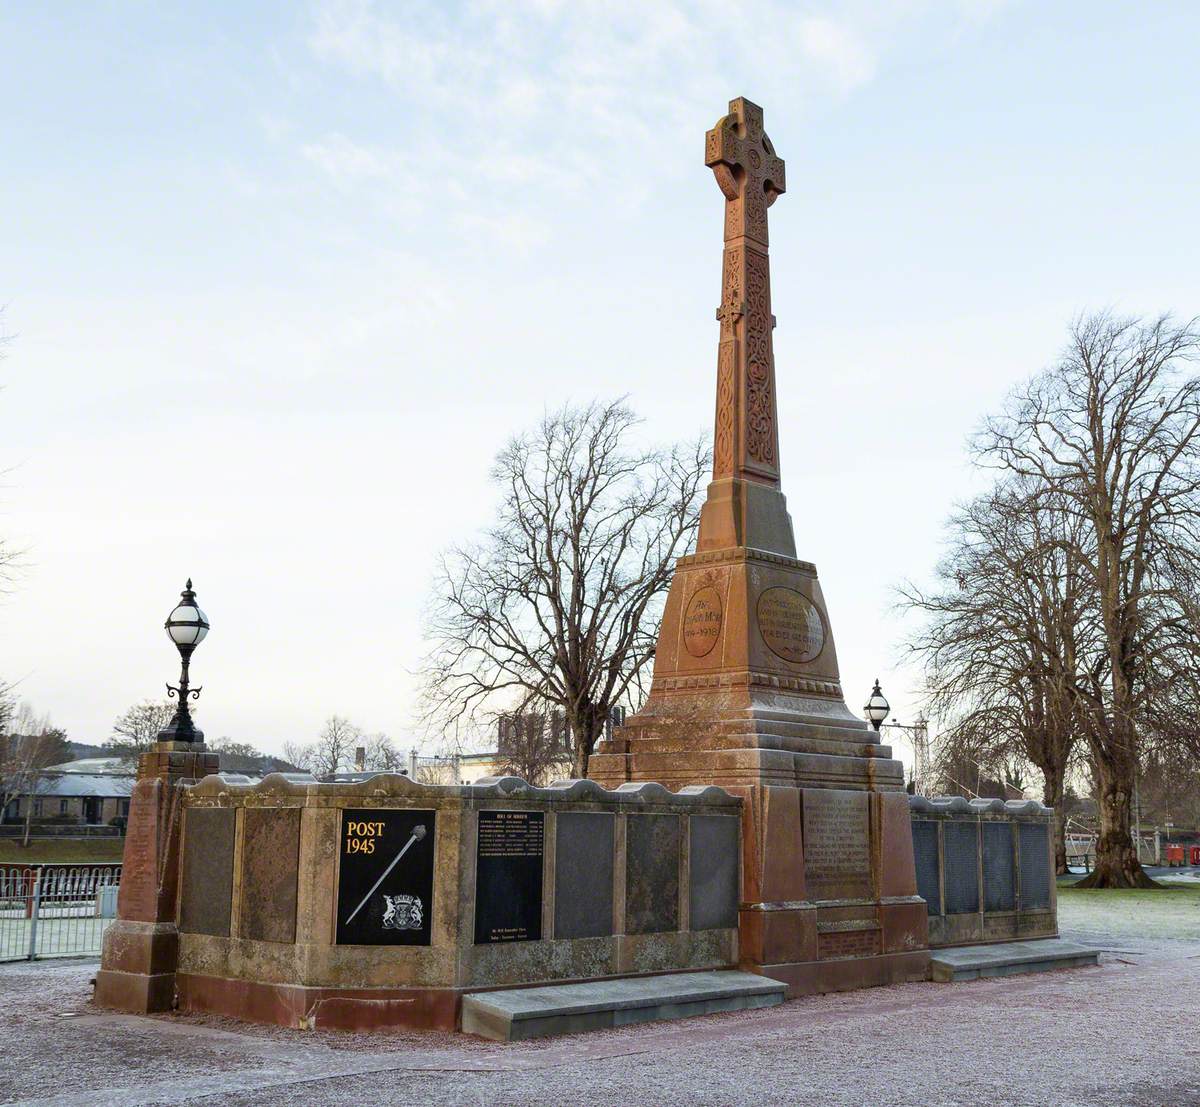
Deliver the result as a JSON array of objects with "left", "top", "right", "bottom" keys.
[
  {"left": 908, "top": 794, "right": 1057, "bottom": 949},
  {"left": 172, "top": 772, "right": 743, "bottom": 1032}
]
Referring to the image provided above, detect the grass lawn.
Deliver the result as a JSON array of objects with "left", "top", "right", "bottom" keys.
[
  {"left": 0, "top": 839, "right": 125, "bottom": 865},
  {"left": 1057, "top": 879, "right": 1200, "bottom": 940}
]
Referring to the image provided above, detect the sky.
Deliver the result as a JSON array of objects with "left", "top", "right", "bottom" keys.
[{"left": 2, "top": 1, "right": 1198, "bottom": 772}]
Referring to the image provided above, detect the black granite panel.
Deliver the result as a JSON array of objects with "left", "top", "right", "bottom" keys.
[
  {"left": 982, "top": 821, "right": 1015, "bottom": 913},
  {"left": 943, "top": 821, "right": 980, "bottom": 915},
  {"left": 911, "top": 820, "right": 941, "bottom": 916},
  {"left": 1019, "top": 822, "right": 1052, "bottom": 909},
  {"left": 335, "top": 809, "right": 435, "bottom": 946},
  {"left": 554, "top": 812, "right": 614, "bottom": 939},
  {"left": 625, "top": 814, "right": 680, "bottom": 935},
  {"left": 474, "top": 810, "right": 544, "bottom": 944},
  {"left": 689, "top": 815, "right": 739, "bottom": 931},
  {"left": 179, "top": 807, "right": 235, "bottom": 937},
  {"left": 240, "top": 808, "right": 301, "bottom": 943}
]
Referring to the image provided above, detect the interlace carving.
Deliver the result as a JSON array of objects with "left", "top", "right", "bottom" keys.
[{"left": 705, "top": 97, "right": 784, "bottom": 482}]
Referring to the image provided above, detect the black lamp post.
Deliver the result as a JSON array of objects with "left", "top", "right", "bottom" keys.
[
  {"left": 864, "top": 678, "right": 890, "bottom": 732},
  {"left": 157, "top": 579, "right": 210, "bottom": 744}
]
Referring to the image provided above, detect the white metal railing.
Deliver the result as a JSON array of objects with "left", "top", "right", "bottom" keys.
[{"left": 0, "top": 864, "right": 122, "bottom": 962}]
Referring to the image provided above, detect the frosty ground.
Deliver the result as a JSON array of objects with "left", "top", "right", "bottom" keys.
[{"left": 2, "top": 885, "right": 1198, "bottom": 1107}]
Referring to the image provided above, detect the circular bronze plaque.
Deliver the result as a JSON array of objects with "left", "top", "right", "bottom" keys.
[
  {"left": 683, "top": 585, "right": 723, "bottom": 658},
  {"left": 756, "top": 587, "right": 826, "bottom": 663}
]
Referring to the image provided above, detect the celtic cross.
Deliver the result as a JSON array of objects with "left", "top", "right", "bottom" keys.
[{"left": 705, "top": 97, "right": 786, "bottom": 485}]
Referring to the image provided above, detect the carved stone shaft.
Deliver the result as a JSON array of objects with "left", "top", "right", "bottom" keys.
[{"left": 706, "top": 97, "right": 785, "bottom": 488}]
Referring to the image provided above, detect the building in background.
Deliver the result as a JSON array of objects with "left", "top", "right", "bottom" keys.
[{"left": 1, "top": 756, "right": 134, "bottom": 829}]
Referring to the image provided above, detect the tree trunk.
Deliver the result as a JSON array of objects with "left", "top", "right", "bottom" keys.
[
  {"left": 570, "top": 705, "right": 605, "bottom": 780},
  {"left": 1076, "top": 752, "right": 1158, "bottom": 889},
  {"left": 1041, "top": 764, "right": 1068, "bottom": 877}
]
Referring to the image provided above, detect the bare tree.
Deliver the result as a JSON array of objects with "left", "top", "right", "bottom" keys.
[
  {"left": 421, "top": 400, "right": 708, "bottom": 776},
  {"left": 105, "top": 699, "right": 178, "bottom": 758},
  {"left": 0, "top": 308, "right": 21, "bottom": 594},
  {"left": 364, "top": 732, "right": 404, "bottom": 772},
  {"left": 284, "top": 715, "right": 362, "bottom": 778},
  {"left": 978, "top": 312, "right": 1200, "bottom": 887},
  {"left": 902, "top": 483, "right": 1091, "bottom": 872},
  {"left": 280, "top": 740, "right": 313, "bottom": 772},
  {"left": 1, "top": 704, "right": 70, "bottom": 844},
  {"left": 495, "top": 710, "right": 572, "bottom": 786}
]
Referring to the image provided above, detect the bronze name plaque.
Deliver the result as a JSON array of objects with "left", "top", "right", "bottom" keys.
[
  {"left": 756, "top": 586, "right": 825, "bottom": 663},
  {"left": 683, "top": 586, "right": 723, "bottom": 658},
  {"left": 802, "top": 789, "right": 871, "bottom": 901}
]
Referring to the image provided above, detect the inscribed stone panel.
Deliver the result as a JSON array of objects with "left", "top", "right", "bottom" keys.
[
  {"left": 179, "top": 807, "right": 235, "bottom": 937},
  {"left": 554, "top": 812, "right": 614, "bottom": 940},
  {"left": 625, "top": 814, "right": 680, "bottom": 935},
  {"left": 802, "top": 789, "right": 871, "bottom": 901},
  {"left": 474, "top": 810, "right": 544, "bottom": 944},
  {"left": 689, "top": 815, "right": 739, "bottom": 931},
  {"left": 982, "top": 822, "right": 1015, "bottom": 913},
  {"left": 240, "top": 808, "right": 301, "bottom": 943},
  {"left": 911, "top": 820, "right": 941, "bottom": 916},
  {"left": 942, "top": 821, "right": 979, "bottom": 915},
  {"left": 1019, "top": 822, "right": 1051, "bottom": 910}
]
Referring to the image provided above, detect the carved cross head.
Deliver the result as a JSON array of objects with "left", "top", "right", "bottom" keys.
[{"left": 705, "top": 97, "right": 786, "bottom": 245}]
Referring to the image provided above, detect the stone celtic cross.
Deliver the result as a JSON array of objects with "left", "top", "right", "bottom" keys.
[{"left": 705, "top": 97, "right": 786, "bottom": 485}]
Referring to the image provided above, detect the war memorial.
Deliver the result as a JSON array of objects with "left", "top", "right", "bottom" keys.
[{"left": 92, "top": 99, "right": 1092, "bottom": 1040}]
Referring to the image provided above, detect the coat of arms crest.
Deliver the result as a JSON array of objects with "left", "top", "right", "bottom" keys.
[{"left": 381, "top": 894, "right": 423, "bottom": 931}]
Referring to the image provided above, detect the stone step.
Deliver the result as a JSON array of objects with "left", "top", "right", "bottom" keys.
[
  {"left": 461, "top": 970, "right": 786, "bottom": 1041},
  {"left": 929, "top": 938, "right": 1099, "bottom": 983}
]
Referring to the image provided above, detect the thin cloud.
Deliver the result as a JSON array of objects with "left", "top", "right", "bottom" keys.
[{"left": 298, "top": 1, "right": 1008, "bottom": 245}]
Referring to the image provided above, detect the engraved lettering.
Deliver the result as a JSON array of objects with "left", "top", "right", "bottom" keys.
[
  {"left": 757, "top": 587, "right": 825, "bottom": 663},
  {"left": 683, "top": 586, "right": 723, "bottom": 658},
  {"left": 803, "top": 791, "right": 871, "bottom": 901}
]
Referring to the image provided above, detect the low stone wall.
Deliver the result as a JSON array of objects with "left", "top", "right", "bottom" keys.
[
  {"left": 909, "top": 796, "right": 1057, "bottom": 949},
  {"left": 173, "top": 773, "right": 742, "bottom": 1030}
]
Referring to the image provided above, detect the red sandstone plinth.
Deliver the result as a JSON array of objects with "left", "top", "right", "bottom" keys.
[{"left": 93, "top": 742, "right": 218, "bottom": 1014}]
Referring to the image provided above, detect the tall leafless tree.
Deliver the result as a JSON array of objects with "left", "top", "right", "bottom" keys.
[
  {"left": 364, "top": 732, "right": 404, "bottom": 772},
  {"left": 901, "top": 482, "right": 1091, "bottom": 873},
  {"left": 105, "top": 699, "right": 178, "bottom": 758},
  {"left": 283, "top": 715, "right": 362, "bottom": 777},
  {"left": 422, "top": 400, "right": 708, "bottom": 777},
  {"left": 978, "top": 312, "right": 1200, "bottom": 887}
]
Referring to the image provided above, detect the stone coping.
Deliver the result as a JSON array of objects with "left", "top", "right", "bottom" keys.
[
  {"left": 908, "top": 795, "right": 1051, "bottom": 818},
  {"left": 185, "top": 771, "right": 741, "bottom": 809}
]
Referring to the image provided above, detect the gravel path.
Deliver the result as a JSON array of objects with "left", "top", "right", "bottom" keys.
[{"left": 2, "top": 895, "right": 1198, "bottom": 1107}]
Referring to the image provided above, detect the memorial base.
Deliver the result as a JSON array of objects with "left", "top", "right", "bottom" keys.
[
  {"left": 93, "top": 920, "right": 180, "bottom": 1013},
  {"left": 94, "top": 741, "right": 218, "bottom": 1015},
  {"left": 590, "top": 729, "right": 932, "bottom": 995},
  {"left": 176, "top": 973, "right": 461, "bottom": 1031}
]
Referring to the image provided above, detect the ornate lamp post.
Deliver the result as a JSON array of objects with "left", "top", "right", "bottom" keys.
[
  {"left": 864, "top": 678, "right": 890, "bottom": 732},
  {"left": 158, "top": 579, "right": 210, "bottom": 744}
]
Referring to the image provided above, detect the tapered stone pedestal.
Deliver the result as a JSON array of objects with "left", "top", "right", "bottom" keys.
[
  {"left": 587, "top": 521, "right": 930, "bottom": 993},
  {"left": 94, "top": 742, "right": 218, "bottom": 1013},
  {"left": 589, "top": 97, "right": 928, "bottom": 993}
]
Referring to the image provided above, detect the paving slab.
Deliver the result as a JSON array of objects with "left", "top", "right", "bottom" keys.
[
  {"left": 930, "top": 937, "right": 1099, "bottom": 982},
  {"left": 461, "top": 970, "right": 785, "bottom": 1040}
]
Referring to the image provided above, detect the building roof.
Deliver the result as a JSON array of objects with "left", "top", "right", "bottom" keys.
[
  {"left": 45, "top": 757, "right": 134, "bottom": 775},
  {"left": 31, "top": 773, "right": 134, "bottom": 799}
]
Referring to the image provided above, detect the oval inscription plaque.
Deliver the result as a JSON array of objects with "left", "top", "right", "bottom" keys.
[
  {"left": 756, "top": 587, "right": 826, "bottom": 663},
  {"left": 683, "top": 586, "right": 723, "bottom": 658}
]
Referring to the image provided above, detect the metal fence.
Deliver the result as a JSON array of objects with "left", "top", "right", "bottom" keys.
[
  {"left": 0, "top": 825, "right": 123, "bottom": 838},
  {"left": 0, "top": 863, "right": 122, "bottom": 962}
]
